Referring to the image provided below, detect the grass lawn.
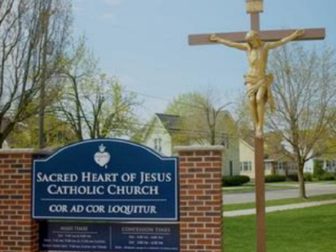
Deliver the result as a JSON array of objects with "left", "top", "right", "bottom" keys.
[
  {"left": 223, "top": 194, "right": 336, "bottom": 211},
  {"left": 223, "top": 204, "right": 336, "bottom": 252}
]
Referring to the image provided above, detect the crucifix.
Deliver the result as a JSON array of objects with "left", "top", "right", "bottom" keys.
[{"left": 188, "top": 1, "right": 325, "bottom": 252}]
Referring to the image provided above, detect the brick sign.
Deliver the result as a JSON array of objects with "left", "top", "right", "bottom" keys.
[
  {"left": 1, "top": 145, "right": 223, "bottom": 252},
  {"left": 32, "top": 139, "right": 178, "bottom": 221}
]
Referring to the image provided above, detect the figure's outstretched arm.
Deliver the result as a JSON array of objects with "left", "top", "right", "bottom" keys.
[
  {"left": 209, "top": 34, "right": 248, "bottom": 51},
  {"left": 266, "top": 30, "right": 305, "bottom": 49}
]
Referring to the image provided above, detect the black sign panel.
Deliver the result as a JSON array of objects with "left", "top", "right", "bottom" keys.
[{"left": 39, "top": 222, "right": 179, "bottom": 252}]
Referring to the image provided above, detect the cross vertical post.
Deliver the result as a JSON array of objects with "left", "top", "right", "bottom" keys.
[
  {"left": 246, "top": 0, "right": 263, "bottom": 31},
  {"left": 246, "top": 1, "right": 266, "bottom": 251},
  {"left": 187, "top": 1, "right": 325, "bottom": 252},
  {"left": 251, "top": 13, "right": 260, "bottom": 31},
  {"left": 254, "top": 137, "right": 266, "bottom": 252}
]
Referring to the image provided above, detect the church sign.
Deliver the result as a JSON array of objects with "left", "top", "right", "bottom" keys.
[
  {"left": 32, "top": 139, "right": 178, "bottom": 221},
  {"left": 39, "top": 222, "right": 179, "bottom": 252}
]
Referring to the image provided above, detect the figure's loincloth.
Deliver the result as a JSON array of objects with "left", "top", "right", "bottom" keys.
[{"left": 244, "top": 74, "right": 275, "bottom": 112}]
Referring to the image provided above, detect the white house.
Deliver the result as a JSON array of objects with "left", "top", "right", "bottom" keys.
[
  {"left": 239, "top": 138, "right": 255, "bottom": 179},
  {"left": 239, "top": 135, "right": 297, "bottom": 180},
  {"left": 279, "top": 138, "right": 336, "bottom": 175},
  {"left": 304, "top": 158, "right": 336, "bottom": 174},
  {"left": 323, "top": 160, "right": 336, "bottom": 173},
  {"left": 142, "top": 113, "right": 179, "bottom": 156},
  {"left": 142, "top": 113, "right": 240, "bottom": 176},
  {"left": 303, "top": 158, "right": 314, "bottom": 174}
]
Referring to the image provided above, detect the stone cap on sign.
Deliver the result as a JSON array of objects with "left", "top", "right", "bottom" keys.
[
  {"left": 0, "top": 147, "right": 56, "bottom": 155},
  {"left": 0, "top": 148, "right": 34, "bottom": 154},
  {"left": 174, "top": 145, "right": 225, "bottom": 152}
]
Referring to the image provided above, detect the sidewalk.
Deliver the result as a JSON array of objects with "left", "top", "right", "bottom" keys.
[
  {"left": 223, "top": 182, "right": 336, "bottom": 204},
  {"left": 223, "top": 199, "right": 336, "bottom": 217}
]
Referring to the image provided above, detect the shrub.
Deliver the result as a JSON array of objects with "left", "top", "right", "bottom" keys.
[
  {"left": 222, "top": 175, "right": 250, "bottom": 187},
  {"left": 286, "top": 173, "right": 315, "bottom": 182},
  {"left": 313, "top": 160, "right": 325, "bottom": 178},
  {"left": 319, "top": 173, "right": 335, "bottom": 181},
  {"left": 287, "top": 174, "right": 299, "bottom": 181},
  {"left": 265, "top": 174, "right": 286, "bottom": 183},
  {"left": 304, "top": 173, "right": 313, "bottom": 182}
]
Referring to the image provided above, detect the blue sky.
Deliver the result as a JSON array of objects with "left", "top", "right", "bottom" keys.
[{"left": 73, "top": 0, "right": 336, "bottom": 120}]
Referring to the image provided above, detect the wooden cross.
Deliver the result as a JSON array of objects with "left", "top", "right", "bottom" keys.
[
  {"left": 189, "top": 0, "right": 325, "bottom": 45},
  {"left": 188, "top": 1, "right": 325, "bottom": 252}
]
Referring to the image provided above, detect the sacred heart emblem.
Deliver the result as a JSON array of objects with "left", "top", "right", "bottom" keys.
[{"left": 94, "top": 144, "right": 111, "bottom": 168}]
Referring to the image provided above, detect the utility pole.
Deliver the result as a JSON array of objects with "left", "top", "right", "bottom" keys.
[{"left": 39, "top": 3, "right": 52, "bottom": 149}]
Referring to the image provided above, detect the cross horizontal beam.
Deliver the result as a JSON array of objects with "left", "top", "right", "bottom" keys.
[{"left": 188, "top": 28, "right": 325, "bottom": 46}]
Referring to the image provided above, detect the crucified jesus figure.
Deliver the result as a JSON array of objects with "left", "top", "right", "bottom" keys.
[{"left": 209, "top": 29, "right": 304, "bottom": 138}]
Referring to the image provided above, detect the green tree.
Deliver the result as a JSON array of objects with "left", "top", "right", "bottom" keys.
[
  {"left": 165, "top": 90, "right": 235, "bottom": 145},
  {"left": 313, "top": 160, "right": 325, "bottom": 179},
  {"left": 59, "top": 74, "right": 140, "bottom": 139},
  {"left": 0, "top": 0, "right": 72, "bottom": 147},
  {"left": 57, "top": 39, "right": 141, "bottom": 139},
  {"left": 7, "top": 114, "right": 77, "bottom": 148},
  {"left": 267, "top": 45, "right": 336, "bottom": 198}
]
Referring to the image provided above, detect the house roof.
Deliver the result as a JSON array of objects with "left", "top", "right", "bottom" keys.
[
  {"left": 155, "top": 113, "right": 180, "bottom": 133},
  {"left": 239, "top": 138, "right": 254, "bottom": 152},
  {"left": 141, "top": 113, "right": 181, "bottom": 142},
  {"left": 241, "top": 131, "right": 255, "bottom": 147}
]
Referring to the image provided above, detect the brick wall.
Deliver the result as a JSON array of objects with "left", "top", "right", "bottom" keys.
[
  {"left": 0, "top": 147, "right": 224, "bottom": 252},
  {"left": 176, "top": 146, "right": 224, "bottom": 252},
  {"left": 0, "top": 150, "right": 38, "bottom": 252}
]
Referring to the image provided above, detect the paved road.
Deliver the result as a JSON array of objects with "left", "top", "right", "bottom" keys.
[{"left": 223, "top": 182, "right": 336, "bottom": 204}]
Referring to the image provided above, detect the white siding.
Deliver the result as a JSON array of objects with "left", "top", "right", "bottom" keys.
[
  {"left": 143, "top": 118, "right": 172, "bottom": 156},
  {"left": 239, "top": 139, "right": 255, "bottom": 179},
  {"left": 222, "top": 137, "right": 240, "bottom": 176},
  {"left": 304, "top": 159, "right": 314, "bottom": 174}
]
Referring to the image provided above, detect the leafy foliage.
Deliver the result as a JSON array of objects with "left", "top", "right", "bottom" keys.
[
  {"left": 57, "top": 39, "right": 141, "bottom": 140},
  {"left": 267, "top": 44, "right": 336, "bottom": 197},
  {"left": 7, "top": 114, "right": 76, "bottom": 148},
  {"left": 165, "top": 90, "right": 236, "bottom": 145},
  {"left": 222, "top": 175, "right": 250, "bottom": 187},
  {"left": 0, "top": 0, "right": 72, "bottom": 147},
  {"left": 313, "top": 160, "right": 325, "bottom": 178},
  {"left": 318, "top": 173, "right": 335, "bottom": 181},
  {"left": 265, "top": 175, "right": 286, "bottom": 183}
]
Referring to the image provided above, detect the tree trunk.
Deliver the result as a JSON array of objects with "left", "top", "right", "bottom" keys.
[
  {"left": 210, "top": 129, "right": 215, "bottom": 145},
  {"left": 297, "top": 164, "right": 307, "bottom": 199},
  {"left": 0, "top": 122, "right": 15, "bottom": 149},
  {"left": 0, "top": 135, "right": 5, "bottom": 149}
]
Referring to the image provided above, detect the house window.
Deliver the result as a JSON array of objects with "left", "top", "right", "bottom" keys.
[
  {"left": 277, "top": 161, "right": 284, "bottom": 170},
  {"left": 229, "top": 161, "right": 233, "bottom": 176},
  {"left": 240, "top": 161, "right": 252, "bottom": 171},
  {"left": 154, "top": 138, "right": 162, "bottom": 152},
  {"left": 221, "top": 134, "right": 229, "bottom": 148}
]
